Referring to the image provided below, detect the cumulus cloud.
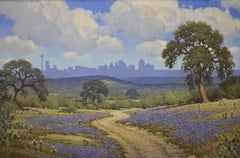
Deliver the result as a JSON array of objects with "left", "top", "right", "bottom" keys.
[
  {"left": 103, "top": 1, "right": 172, "bottom": 41},
  {"left": 96, "top": 36, "right": 124, "bottom": 53},
  {"left": 63, "top": 52, "right": 81, "bottom": 61},
  {"left": 136, "top": 40, "right": 167, "bottom": 57},
  {"left": 221, "top": 0, "right": 240, "bottom": 12},
  {"left": 103, "top": 0, "right": 240, "bottom": 44},
  {"left": 0, "top": 36, "right": 38, "bottom": 56},
  {"left": 229, "top": 46, "right": 240, "bottom": 68},
  {"left": 1, "top": 0, "right": 240, "bottom": 59},
  {"left": 184, "top": 8, "right": 240, "bottom": 44},
  {"left": 0, "top": 0, "right": 122, "bottom": 56}
]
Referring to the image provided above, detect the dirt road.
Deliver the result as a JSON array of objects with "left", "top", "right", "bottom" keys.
[{"left": 92, "top": 110, "right": 185, "bottom": 158}]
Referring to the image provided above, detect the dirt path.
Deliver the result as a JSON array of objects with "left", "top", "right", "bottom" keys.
[{"left": 92, "top": 110, "right": 185, "bottom": 158}]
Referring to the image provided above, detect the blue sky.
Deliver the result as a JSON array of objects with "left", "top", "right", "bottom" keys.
[{"left": 0, "top": 0, "right": 240, "bottom": 70}]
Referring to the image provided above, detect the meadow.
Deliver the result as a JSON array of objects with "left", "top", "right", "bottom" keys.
[
  {"left": 0, "top": 107, "right": 124, "bottom": 158},
  {"left": 121, "top": 99, "right": 240, "bottom": 157},
  {"left": 1, "top": 76, "right": 240, "bottom": 157}
]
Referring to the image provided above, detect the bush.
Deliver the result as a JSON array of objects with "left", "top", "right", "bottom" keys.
[
  {"left": 17, "top": 96, "right": 42, "bottom": 108},
  {"left": 44, "top": 97, "right": 59, "bottom": 109},
  {"left": 219, "top": 76, "right": 240, "bottom": 99},
  {"left": 0, "top": 102, "right": 16, "bottom": 146},
  {"left": 57, "top": 97, "right": 72, "bottom": 107},
  {"left": 58, "top": 105, "right": 76, "bottom": 113}
]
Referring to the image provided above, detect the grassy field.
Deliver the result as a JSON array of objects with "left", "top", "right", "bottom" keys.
[
  {"left": 0, "top": 108, "right": 124, "bottom": 158},
  {"left": 121, "top": 99, "right": 240, "bottom": 157},
  {"left": 1, "top": 99, "right": 239, "bottom": 157}
]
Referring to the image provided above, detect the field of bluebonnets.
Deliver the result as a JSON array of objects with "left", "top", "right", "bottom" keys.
[
  {"left": 121, "top": 99, "right": 240, "bottom": 157},
  {"left": 0, "top": 107, "right": 123, "bottom": 158}
]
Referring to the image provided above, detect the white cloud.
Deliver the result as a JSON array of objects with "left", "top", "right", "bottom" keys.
[
  {"left": 96, "top": 36, "right": 124, "bottom": 53},
  {"left": 63, "top": 52, "right": 81, "bottom": 61},
  {"left": 0, "top": 36, "right": 38, "bottom": 56},
  {"left": 229, "top": 46, "right": 240, "bottom": 68},
  {"left": 0, "top": 0, "right": 240, "bottom": 60},
  {"left": 136, "top": 40, "right": 167, "bottom": 57},
  {"left": 184, "top": 8, "right": 240, "bottom": 44},
  {"left": 103, "top": 0, "right": 240, "bottom": 44},
  {"left": 103, "top": 0, "right": 170, "bottom": 41},
  {"left": 221, "top": 0, "right": 240, "bottom": 12},
  {"left": 0, "top": 0, "right": 117, "bottom": 56}
]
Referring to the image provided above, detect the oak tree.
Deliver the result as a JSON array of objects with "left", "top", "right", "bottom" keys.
[
  {"left": 0, "top": 59, "right": 48, "bottom": 102},
  {"left": 80, "top": 79, "right": 108, "bottom": 110},
  {"left": 162, "top": 21, "right": 235, "bottom": 103},
  {"left": 125, "top": 88, "right": 139, "bottom": 99}
]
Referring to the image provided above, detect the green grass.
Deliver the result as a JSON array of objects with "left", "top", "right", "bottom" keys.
[{"left": 40, "top": 133, "right": 101, "bottom": 147}]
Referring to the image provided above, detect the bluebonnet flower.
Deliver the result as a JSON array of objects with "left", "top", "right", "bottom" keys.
[{"left": 122, "top": 108, "right": 240, "bottom": 145}]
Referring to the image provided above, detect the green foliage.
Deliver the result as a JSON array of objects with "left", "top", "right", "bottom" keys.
[
  {"left": 164, "top": 91, "right": 192, "bottom": 105},
  {"left": 139, "top": 91, "right": 193, "bottom": 107},
  {"left": 44, "top": 97, "right": 59, "bottom": 109},
  {"left": 58, "top": 105, "right": 76, "bottom": 113},
  {"left": 0, "top": 102, "right": 16, "bottom": 146},
  {"left": 140, "top": 97, "right": 163, "bottom": 108},
  {"left": 125, "top": 88, "right": 139, "bottom": 99},
  {"left": 162, "top": 21, "right": 235, "bottom": 103},
  {"left": 57, "top": 97, "right": 73, "bottom": 107},
  {"left": 17, "top": 96, "right": 42, "bottom": 108},
  {"left": 80, "top": 79, "right": 108, "bottom": 110},
  {"left": 219, "top": 76, "right": 240, "bottom": 99},
  {"left": 0, "top": 59, "right": 48, "bottom": 102}
]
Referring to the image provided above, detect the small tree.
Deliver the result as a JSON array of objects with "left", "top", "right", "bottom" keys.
[
  {"left": 162, "top": 21, "right": 235, "bottom": 103},
  {"left": 80, "top": 79, "right": 108, "bottom": 110},
  {"left": 0, "top": 59, "right": 48, "bottom": 102},
  {"left": 125, "top": 88, "right": 139, "bottom": 99}
]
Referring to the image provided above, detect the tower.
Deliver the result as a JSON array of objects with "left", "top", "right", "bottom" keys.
[
  {"left": 45, "top": 61, "right": 50, "bottom": 72},
  {"left": 40, "top": 55, "right": 44, "bottom": 71},
  {"left": 138, "top": 59, "right": 145, "bottom": 71}
]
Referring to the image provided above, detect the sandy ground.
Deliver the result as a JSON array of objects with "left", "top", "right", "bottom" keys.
[{"left": 92, "top": 110, "right": 185, "bottom": 158}]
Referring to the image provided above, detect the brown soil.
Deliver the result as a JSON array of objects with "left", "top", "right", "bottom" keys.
[{"left": 92, "top": 110, "right": 186, "bottom": 158}]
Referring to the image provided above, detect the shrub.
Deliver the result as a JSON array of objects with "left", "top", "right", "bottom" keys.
[
  {"left": 57, "top": 97, "right": 72, "bottom": 107},
  {"left": 219, "top": 76, "right": 240, "bottom": 99},
  {"left": 163, "top": 91, "right": 192, "bottom": 106},
  {"left": 44, "top": 97, "right": 59, "bottom": 109},
  {"left": 0, "top": 102, "right": 16, "bottom": 146},
  {"left": 17, "top": 96, "right": 42, "bottom": 108}
]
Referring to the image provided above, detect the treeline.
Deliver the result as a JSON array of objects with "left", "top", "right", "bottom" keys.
[{"left": 10, "top": 75, "right": 240, "bottom": 110}]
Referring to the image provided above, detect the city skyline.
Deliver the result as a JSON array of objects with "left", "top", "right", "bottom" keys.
[{"left": 43, "top": 58, "right": 186, "bottom": 78}]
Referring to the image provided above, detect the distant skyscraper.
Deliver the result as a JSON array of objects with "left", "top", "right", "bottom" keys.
[
  {"left": 138, "top": 59, "right": 145, "bottom": 70},
  {"left": 45, "top": 61, "right": 50, "bottom": 72},
  {"left": 118, "top": 60, "right": 126, "bottom": 69},
  {"left": 40, "top": 55, "right": 43, "bottom": 71}
]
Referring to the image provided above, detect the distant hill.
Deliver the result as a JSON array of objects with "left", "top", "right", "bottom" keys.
[
  {"left": 45, "top": 72, "right": 240, "bottom": 94},
  {"left": 124, "top": 76, "right": 185, "bottom": 85},
  {"left": 45, "top": 76, "right": 186, "bottom": 94}
]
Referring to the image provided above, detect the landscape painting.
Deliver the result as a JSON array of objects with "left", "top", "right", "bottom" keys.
[{"left": 0, "top": 0, "right": 240, "bottom": 158}]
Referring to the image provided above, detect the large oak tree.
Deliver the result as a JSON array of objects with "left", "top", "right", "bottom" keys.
[
  {"left": 162, "top": 21, "right": 235, "bottom": 103},
  {"left": 80, "top": 79, "right": 108, "bottom": 110},
  {"left": 0, "top": 59, "right": 48, "bottom": 102}
]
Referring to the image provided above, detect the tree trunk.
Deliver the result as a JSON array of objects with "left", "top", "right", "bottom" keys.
[
  {"left": 11, "top": 90, "right": 18, "bottom": 101},
  {"left": 196, "top": 78, "right": 209, "bottom": 103}
]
